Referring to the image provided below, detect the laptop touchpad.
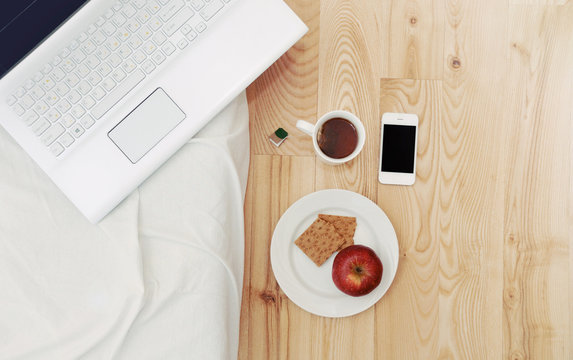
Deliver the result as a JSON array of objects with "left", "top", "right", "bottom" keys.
[{"left": 108, "top": 88, "right": 186, "bottom": 164}]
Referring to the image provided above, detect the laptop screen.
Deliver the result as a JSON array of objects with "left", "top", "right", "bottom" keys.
[{"left": 0, "top": 0, "right": 89, "bottom": 79}]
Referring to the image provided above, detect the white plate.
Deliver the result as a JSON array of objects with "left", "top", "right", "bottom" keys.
[{"left": 270, "top": 189, "right": 399, "bottom": 318}]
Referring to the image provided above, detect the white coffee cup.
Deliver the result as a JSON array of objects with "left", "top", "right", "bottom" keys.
[{"left": 296, "top": 110, "right": 366, "bottom": 165}]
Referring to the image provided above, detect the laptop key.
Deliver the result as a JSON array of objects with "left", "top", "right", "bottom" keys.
[
  {"left": 122, "top": 4, "right": 137, "bottom": 17},
  {"left": 102, "top": 78, "right": 117, "bottom": 91},
  {"left": 24, "top": 79, "right": 35, "bottom": 90},
  {"left": 41, "top": 123, "right": 65, "bottom": 146},
  {"left": 23, "top": 111, "right": 39, "bottom": 126},
  {"left": 65, "top": 73, "right": 80, "bottom": 87},
  {"left": 62, "top": 114, "right": 76, "bottom": 127},
  {"left": 164, "top": 7, "right": 194, "bottom": 36},
  {"left": 159, "top": 0, "right": 184, "bottom": 22},
  {"left": 61, "top": 59, "right": 76, "bottom": 72},
  {"left": 143, "top": 42, "right": 157, "bottom": 54},
  {"left": 52, "top": 67, "right": 67, "bottom": 81},
  {"left": 92, "top": 86, "right": 107, "bottom": 100},
  {"left": 93, "top": 31, "right": 106, "bottom": 45},
  {"left": 67, "top": 90, "right": 82, "bottom": 104},
  {"left": 6, "top": 95, "right": 17, "bottom": 106},
  {"left": 91, "top": 69, "right": 145, "bottom": 119},
  {"left": 56, "top": 99, "right": 72, "bottom": 113},
  {"left": 32, "top": 118, "right": 50, "bottom": 135},
  {"left": 78, "top": 81, "right": 92, "bottom": 95},
  {"left": 78, "top": 32, "right": 89, "bottom": 43},
  {"left": 46, "top": 93, "right": 60, "bottom": 106},
  {"left": 60, "top": 133, "right": 75, "bottom": 147},
  {"left": 112, "top": 69, "right": 126, "bottom": 82},
  {"left": 70, "top": 124, "right": 85, "bottom": 138},
  {"left": 108, "top": 54, "right": 123, "bottom": 68},
  {"left": 199, "top": 0, "right": 223, "bottom": 21},
  {"left": 20, "top": 95, "right": 35, "bottom": 109},
  {"left": 142, "top": 60, "right": 156, "bottom": 73},
  {"left": 50, "top": 142, "right": 65, "bottom": 157},
  {"left": 42, "top": 63, "right": 53, "bottom": 74},
  {"left": 31, "top": 86, "right": 46, "bottom": 101},
  {"left": 148, "top": 1, "right": 161, "bottom": 13},
  {"left": 80, "top": 115, "right": 96, "bottom": 129},
  {"left": 33, "top": 101, "right": 49, "bottom": 115},
  {"left": 152, "top": 32, "right": 166, "bottom": 45},
  {"left": 41, "top": 78, "right": 56, "bottom": 91},
  {"left": 46, "top": 109, "right": 62, "bottom": 123},
  {"left": 55, "top": 83, "right": 71, "bottom": 97},
  {"left": 133, "top": 0, "right": 147, "bottom": 9},
  {"left": 138, "top": 10, "right": 151, "bottom": 23},
  {"left": 190, "top": 0, "right": 205, "bottom": 10},
  {"left": 133, "top": 50, "right": 147, "bottom": 63},
  {"left": 128, "top": 35, "right": 143, "bottom": 49},
  {"left": 122, "top": 59, "right": 137, "bottom": 73},
  {"left": 186, "top": 30, "right": 197, "bottom": 41},
  {"left": 162, "top": 41, "right": 176, "bottom": 55},
  {"left": 81, "top": 95, "right": 96, "bottom": 110},
  {"left": 71, "top": 105, "right": 86, "bottom": 119},
  {"left": 88, "top": 72, "right": 103, "bottom": 86},
  {"left": 196, "top": 22, "right": 207, "bottom": 33},
  {"left": 177, "top": 38, "right": 188, "bottom": 49},
  {"left": 152, "top": 51, "right": 166, "bottom": 65},
  {"left": 15, "top": 87, "right": 27, "bottom": 98}
]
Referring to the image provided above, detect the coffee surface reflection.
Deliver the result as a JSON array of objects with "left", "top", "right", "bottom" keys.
[{"left": 317, "top": 118, "right": 358, "bottom": 159}]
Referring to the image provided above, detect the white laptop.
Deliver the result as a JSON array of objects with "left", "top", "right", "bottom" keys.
[{"left": 0, "top": 0, "right": 307, "bottom": 223}]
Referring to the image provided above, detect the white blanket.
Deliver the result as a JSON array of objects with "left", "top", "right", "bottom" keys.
[{"left": 0, "top": 92, "right": 249, "bottom": 360}]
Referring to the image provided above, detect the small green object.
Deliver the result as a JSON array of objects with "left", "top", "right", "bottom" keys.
[
  {"left": 275, "top": 128, "right": 288, "bottom": 139},
  {"left": 269, "top": 128, "right": 289, "bottom": 147}
]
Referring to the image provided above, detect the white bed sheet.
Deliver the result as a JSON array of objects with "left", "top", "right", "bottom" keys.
[{"left": 0, "top": 92, "right": 249, "bottom": 360}]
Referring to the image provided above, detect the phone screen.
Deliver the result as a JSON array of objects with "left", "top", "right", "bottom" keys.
[{"left": 381, "top": 124, "right": 416, "bottom": 173}]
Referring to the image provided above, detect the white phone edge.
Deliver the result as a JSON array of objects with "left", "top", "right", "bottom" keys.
[{"left": 378, "top": 112, "right": 419, "bottom": 185}]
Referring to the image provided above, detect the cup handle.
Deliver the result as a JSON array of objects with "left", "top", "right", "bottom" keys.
[{"left": 296, "top": 120, "right": 315, "bottom": 137}]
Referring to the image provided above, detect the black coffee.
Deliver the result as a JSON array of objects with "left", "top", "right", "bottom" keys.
[{"left": 317, "top": 118, "right": 358, "bottom": 159}]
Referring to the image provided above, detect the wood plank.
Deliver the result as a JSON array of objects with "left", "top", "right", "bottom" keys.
[
  {"left": 440, "top": 0, "right": 508, "bottom": 358},
  {"left": 238, "top": 155, "right": 317, "bottom": 359},
  {"left": 510, "top": 0, "right": 568, "bottom": 5},
  {"left": 247, "top": 0, "right": 320, "bottom": 156},
  {"left": 311, "top": 1, "right": 383, "bottom": 359},
  {"left": 376, "top": 79, "right": 442, "bottom": 358},
  {"left": 378, "top": 0, "right": 445, "bottom": 80},
  {"left": 240, "top": 0, "right": 573, "bottom": 358},
  {"left": 504, "top": 4, "right": 573, "bottom": 359},
  {"left": 316, "top": 0, "right": 381, "bottom": 199},
  {"left": 570, "top": 85, "right": 573, "bottom": 360}
]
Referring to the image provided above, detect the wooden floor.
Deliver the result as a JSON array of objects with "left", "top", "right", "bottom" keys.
[{"left": 238, "top": 0, "right": 573, "bottom": 358}]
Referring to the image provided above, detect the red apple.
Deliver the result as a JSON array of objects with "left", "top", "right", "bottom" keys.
[{"left": 332, "top": 245, "right": 383, "bottom": 297}]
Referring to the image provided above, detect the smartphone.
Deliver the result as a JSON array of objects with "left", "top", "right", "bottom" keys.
[{"left": 378, "top": 113, "right": 419, "bottom": 185}]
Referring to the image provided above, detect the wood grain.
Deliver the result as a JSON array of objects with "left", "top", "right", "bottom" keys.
[
  {"left": 239, "top": 0, "right": 573, "bottom": 358},
  {"left": 376, "top": 79, "right": 442, "bottom": 359},
  {"left": 440, "top": 0, "right": 508, "bottom": 357},
  {"left": 510, "top": 0, "right": 568, "bottom": 5},
  {"left": 316, "top": 0, "right": 380, "bottom": 200},
  {"left": 248, "top": 0, "right": 319, "bottom": 156},
  {"left": 504, "top": 4, "right": 573, "bottom": 359},
  {"left": 239, "top": 155, "right": 316, "bottom": 360},
  {"left": 313, "top": 2, "right": 381, "bottom": 359},
  {"left": 377, "top": 0, "right": 445, "bottom": 80}
]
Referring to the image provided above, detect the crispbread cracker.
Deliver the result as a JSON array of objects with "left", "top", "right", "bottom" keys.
[
  {"left": 294, "top": 218, "right": 345, "bottom": 266},
  {"left": 318, "top": 214, "right": 357, "bottom": 250}
]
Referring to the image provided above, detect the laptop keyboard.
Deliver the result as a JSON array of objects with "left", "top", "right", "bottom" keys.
[{"left": 5, "top": 0, "right": 230, "bottom": 157}]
